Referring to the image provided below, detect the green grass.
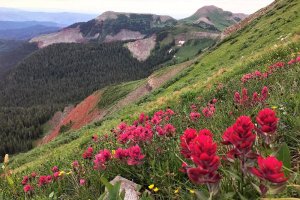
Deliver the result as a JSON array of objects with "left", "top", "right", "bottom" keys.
[
  {"left": 1, "top": 0, "right": 300, "bottom": 199},
  {"left": 98, "top": 80, "right": 143, "bottom": 109},
  {"left": 175, "top": 38, "right": 216, "bottom": 62}
]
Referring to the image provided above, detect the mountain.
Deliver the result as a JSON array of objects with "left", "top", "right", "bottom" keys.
[
  {"left": 30, "top": 11, "right": 177, "bottom": 48},
  {"left": 181, "top": 5, "right": 247, "bottom": 31},
  {"left": 0, "top": 21, "right": 61, "bottom": 30},
  {"left": 0, "top": 7, "right": 97, "bottom": 25},
  {"left": 0, "top": 39, "right": 37, "bottom": 76},
  {"left": 0, "top": 25, "right": 60, "bottom": 40}
]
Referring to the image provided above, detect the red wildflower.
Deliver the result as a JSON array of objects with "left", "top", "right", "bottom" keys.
[
  {"left": 21, "top": 176, "right": 29, "bottom": 185},
  {"left": 202, "top": 105, "right": 215, "bottom": 118},
  {"left": 118, "top": 122, "right": 127, "bottom": 131},
  {"left": 241, "top": 88, "right": 249, "bottom": 104},
  {"left": 288, "top": 59, "right": 296, "bottom": 65},
  {"left": 92, "top": 134, "right": 98, "bottom": 142},
  {"left": 261, "top": 86, "right": 268, "bottom": 102},
  {"left": 156, "top": 126, "right": 166, "bottom": 136},
  {"left": 31, "top": 172, "right": 37, "bottom": 178},
  {"left": 163, "top": 124, "right": 176, "bottom": 136},
  {"left": 198, "top": 129, "right": 213, "bottom": 137},
  {"left": 296, "top": 56, "right": 300, "bottom": 62},
  {"left": 252, "top": 92, "right": 260, "bottom": 104},
  {"left": 256, "top": 108, "right": 279, "bottom": 134},
  {"left": 127, "top": 145, "right": 145, "bottom": 166},
  {"left": 187, "top": 167, "right": 221, "bottom": 184},
  {"left": 165, "top": 108, "right": 175, "bottom": 116},
  {"left": 93, "top": 149, "right": 111, "bottom": 170},
  {"left": 190, "top": 112, "right": 201, "bottom": 121},
  {"left": 180, "top": 128, "right": 198, "bottom": 158},
  {"left": 23, "top": 184, "right": 33, "bottom": 193},
  {"left": 189, "top": 135, "right": 219, "bottom": 173},
  {"left": 53, "top": 172, "right": 60, "bottom": 179},
  {"left": 51, "top": 166, "right": 59, "bottom": 173},
  {"left": 38, "top": 175, "right": 52, "bottom": 186},
  {"left": 222, "top": 116, "right": 256, "bottom": 157},
  {"left": 222, "top": 126, "right": 234, "bottom": 145},
  {"left": 250, "top": 156, "right": 288, "bottom": 183},
  {"left": 114, "top": 148, "right": 129, "bottom": 160},
  {"left": 82, "top": 147, "right": 93, "bottom": 159},
  {"left": 234, "top": 92, "right": 241, "bottom": 104},
  {"left": 72, "top": 160, "right": 79, "bottom": 168}
]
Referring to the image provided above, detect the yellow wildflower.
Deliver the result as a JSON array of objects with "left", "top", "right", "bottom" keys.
[
  {"left": 271, "top": 106, "right": 278, "bottom": 110},
  {"left": 153, "top": 187, "right": 159, "bottom": 192},
  {"left": 66, "top": 171, "right": 72, "bottom": 175},
  {"left": 148, "top": 184, "right": 154, "bottom": 190},
  {"left": 174, "top": 188, "right": 180, "bottom": 194},
  {"left": 189, "top": 189, "right": 195, "bottom": 194},
  {"left": 112, "top": 150, "right": 116, "bottom": 156},
  {"left": 59, "top": 171, "right": 65, "bottom": 176},
  {"left": 4, "top": 154, "right": 9, "bottom": 164}
]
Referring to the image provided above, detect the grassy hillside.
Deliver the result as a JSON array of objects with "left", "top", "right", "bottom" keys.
[{"left": 1, "top": 0, "right": 300, "bottom": 199}]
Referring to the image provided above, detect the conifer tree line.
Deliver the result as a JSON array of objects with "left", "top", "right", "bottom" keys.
[{"left": 0, "top": 41, "right": 174, "bottom": 159}]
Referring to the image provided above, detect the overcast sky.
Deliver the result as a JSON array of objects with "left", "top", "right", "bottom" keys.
[{"left": 1, "top": 0, "right": 274, "bottom": 19}]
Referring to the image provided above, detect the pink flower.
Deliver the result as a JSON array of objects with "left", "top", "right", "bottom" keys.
[
  {"left": 92, "top": 134, "right": 98, "bottom": 142},
  {"left": 156, "top": 126, "right": 166, "bottom": 136},
  {"left": 31, "top": 172, "right": 37, "bottom": 178},
  {"left": 190, "top": 112, "right": 201, "bottom": 121},
  {"left": 53, "top": 172, "right": 60, "bottom": 179},
  {"left": 252, "top": 92, "right": 260, "bottom": 104},
  {"left": 80, "top": 179, "right": 86, "bottom": 186},
  {"left": 72, "top": 160, "right": 79, "bottom": 168},
  {"left": 261, "top": 86, "right": 268, "bottom": 102},
  {"left": 82, "top": 147, "right": 93, "bottom": 159},
  {"left": 288, "top": 59, "right": 296, "bottom": 65},
  {"left": 23, "top": 184, "right": 33, "bottom": 193},
  {"left": 296, "top": 56, "right": 300, "bottom": 62},
  {"left": 21, "top": 176, "right": 29, "bottom": 185},
  {"left": 114, "top": 148, "right": 129, "bottom": 160},
  {"left": 234, "top": 92, "right": 241, "bottom": 104},
  {"left": 163, "top": 124, "right": 176, "bottom": 136},
  {"left": 127, "top": 145, "right": 145, "bottom": 166},
  {"left": 93, "top": 149, "right": 111, "bottom": 170},
  {"left": 51, "top": 166, "right": 59, "bottom": 173},
  {"left": 38, "top": 175, "right": 52, "bottom": 186}
]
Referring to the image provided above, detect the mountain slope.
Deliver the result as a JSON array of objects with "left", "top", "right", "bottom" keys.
[
  {"left": 0, "top": 39, "right": 37, "bottom": 76},
  {"left": 1, "top": 0, "right": 299, "bottom": 199},
  {"left": 0, "top": 25, "right": 60, "bottom": 40},
  {"left": 181, "top": 5, "right": 247, "bottom": 31},
  {"left": 30, "top": 11, "right": 176, "bottom": 48}
]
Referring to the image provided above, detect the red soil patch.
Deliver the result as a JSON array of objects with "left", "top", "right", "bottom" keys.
[{"left": 39, "top": 91, "right": 101, "bottom": 144}]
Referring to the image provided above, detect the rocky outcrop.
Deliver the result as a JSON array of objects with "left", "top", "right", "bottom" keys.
[
  {"left": 126, "top": 35, "right": 156, "bottom": 61},
  {"left": 104, "top": 29, "right": 145, "bottom": 43},
  {"left": 30, "top": 28, "right": 85, "bottom": 48}
]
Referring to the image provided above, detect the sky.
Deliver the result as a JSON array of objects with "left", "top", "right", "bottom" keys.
[{"left": 0, "top": 0, "right": 274, "bottom": 19}]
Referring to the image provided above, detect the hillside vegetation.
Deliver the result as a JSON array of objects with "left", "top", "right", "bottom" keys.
[
  {"left": 0, "top": 41, "right": 173, "bottom": 159},
  {"left": 1, "top": 0, "right": 300, "bottom": 199}
]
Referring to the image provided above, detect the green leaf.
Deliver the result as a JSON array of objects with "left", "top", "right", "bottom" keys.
[
  {"left": 49, "top": 192, "right": 54, "bottom": 198},
  {"left": 276, "top": 142, "right": 291, "bottom": 175},
  {"left": 100, "top": 177, "right": 113, "bottom": 191}
]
